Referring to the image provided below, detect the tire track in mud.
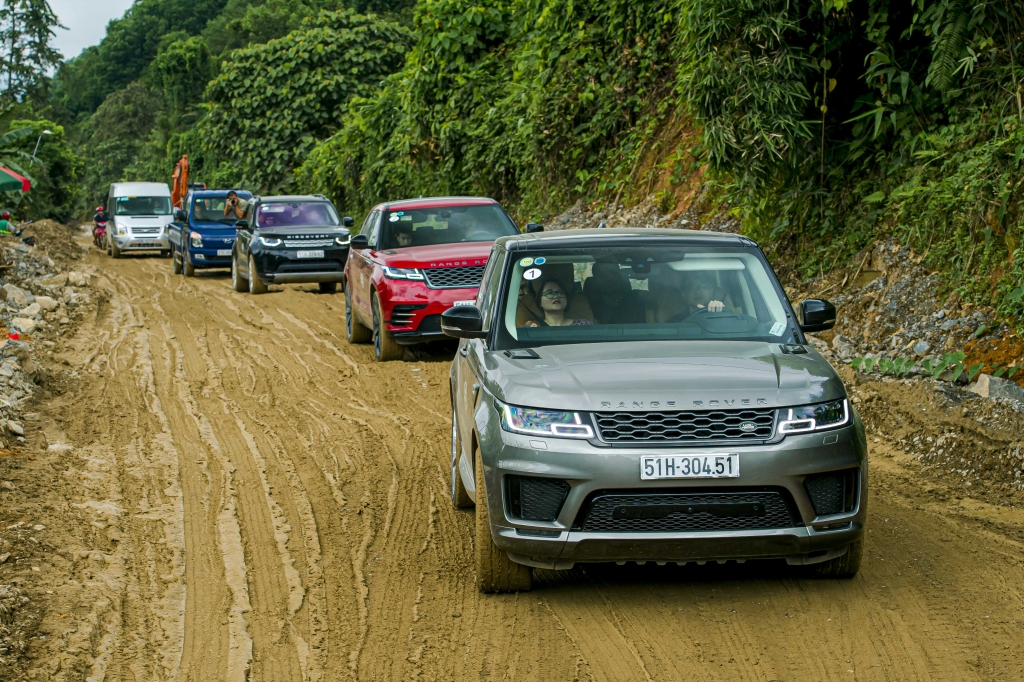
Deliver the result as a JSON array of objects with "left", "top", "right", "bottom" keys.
[{"left": 42, "top": 250, "right": 1024, "bottom": 681}]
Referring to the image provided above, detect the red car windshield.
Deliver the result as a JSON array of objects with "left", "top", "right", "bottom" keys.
[
  {"left": 381, "top": 204, "right": 517, "bottom": 250},
  {"left": 256, "top": 202, "right": 339, "bottom": 228}
]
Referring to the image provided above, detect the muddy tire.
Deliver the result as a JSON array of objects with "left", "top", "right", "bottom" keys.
[
  {"left": 248, "top": 256, "right": 267, "bottom": 294},
  {"left": 110, "top": 238, "right": 121, "bottom": 259},
  {"left": 450, "top": 407, "right": 473, "bottom": 509},
  {"left": 345, "top": 289, "right": 371, "bottom": 343},
  {"left": 231, "top": 255, "right": 247, "bottom": 292},
  {"left": 160, "top": 249, "right": 170, "bottom": 258},
  {"left": 105, "top": 235, "right": 112, "bottom": 256},
  {"left": 318, "top": 281, "right": 337, "bottom": 294},
  {"left": 372, "top": 293, "right": 403, "bottom": 362},
  {"left": 808, "top": 539, "right": 863, "bottom": 579},
  {"left": 182, "top": 252, "right": 195, "bottom": 277},
  {"left": 475, "top": 447, "right": 532, "bottom": 593},
  {"left": 171, "top": 246, "right": 182, "bottom": 275}
]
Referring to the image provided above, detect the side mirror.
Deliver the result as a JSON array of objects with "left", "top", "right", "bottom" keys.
[
  {"left": 235, "top": 220, "right": 249, "bottom": 230},
  {"left": 799, "top": 299, "right": 837, "bottom": 333},
  {"left": 441, "top": 305, "right": 487, "bottom": 339},
  {"left": 349, "top": 233, "right": 369, "bottom": 248},
  {"left": 343, "top": 216, "right": 355, "bottom": 228},
  {"left": 174, "top": 209, "right": 187, "bottom": 222},
  {"left": 525, "top": 222, "right": 543, "bottom": 233}
]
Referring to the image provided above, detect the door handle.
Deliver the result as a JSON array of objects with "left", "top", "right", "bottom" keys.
[{"left": 460, "top": 346, "right": 469, "bottom": 357}]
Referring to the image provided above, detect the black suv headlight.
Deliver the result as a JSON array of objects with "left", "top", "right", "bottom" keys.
[
  {"left": 778, "top": 399, "right": 849, "bottom": 434},
  {"left": 258, "top": 236, "right": 282, "bottom": 247},
  {"left": 499, "top": 402, "right": 593, "bottom": 439},
  {"left": 335, "top": 235, "right": 350, "bottom": 246}
]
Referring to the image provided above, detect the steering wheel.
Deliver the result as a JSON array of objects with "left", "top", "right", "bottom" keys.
[
  {"left": 666, "top": 308, "right": 727, "bottom": 324},
  {"left": 464, "top": 230, "right": 491, "bottom": 241}
]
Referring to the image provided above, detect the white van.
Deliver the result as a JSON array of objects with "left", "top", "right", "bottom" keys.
[{"left": 106, "top": 182, "right": 173, "bottom": 258}]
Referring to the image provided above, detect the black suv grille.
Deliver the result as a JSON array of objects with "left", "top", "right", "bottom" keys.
[
  {"left": 423, "top": 266, "right": 485, "bottom": 289},
  {"left": 576, "top": 490, "right": 799, "bottom": 532},
  {"left": 804, "top": 469, "right": 858, "bottom": 516},
  {"left": 506, "top": 475, "right": 570, "bottom": 522},
  {"left": 594, "top": 408, "right": 775, "bottom": 443}
]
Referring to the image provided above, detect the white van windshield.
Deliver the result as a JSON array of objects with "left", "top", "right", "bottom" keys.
[
  {"left": 115, "top": 196, "right": 172, "bottom": 216},
  {"left": 498, "top": 245, "right": 795, "bottom": 347}
]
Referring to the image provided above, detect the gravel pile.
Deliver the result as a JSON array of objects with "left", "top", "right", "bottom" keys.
[{"left": 0, "top": 224, "right": 93, "bottom": 671}]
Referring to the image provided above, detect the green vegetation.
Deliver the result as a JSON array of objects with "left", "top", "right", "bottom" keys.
[{"left": 851, "top": 352, "right": 1020, "bottom": 383}]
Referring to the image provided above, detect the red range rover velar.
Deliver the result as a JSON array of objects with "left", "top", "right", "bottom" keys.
[{"left": 345, "top": 197, "right": 520, "bottom": 361}]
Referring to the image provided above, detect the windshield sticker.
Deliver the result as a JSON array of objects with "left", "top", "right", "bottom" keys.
[
  {"left": 523, "top": 267, "right": 542, "bottom": 281},
  {"left": 534, "top": 257, "right": 546, "bottom": 265},
  {"left": 519, "top": 257, "right": 534, "bottom": 267},
  {"left": 400, "top": 215, "right": 413, "bottom": 221},
  {"left": 770, "top": 321, "right": 787, "bottom": 336},
  {"left": 389, "top": 214, "right": 399, "bottom": 222}
]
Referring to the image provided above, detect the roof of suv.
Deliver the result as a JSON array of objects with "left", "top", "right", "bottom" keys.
[
  {"left": 379, "top": 196, "right": 498, "bottom": 211},
  {"left": 497, "top": 227, "right": 756, "bottom": 249},
  {"left": 255, "top": 195, "right": 332, "bottom": 203}
]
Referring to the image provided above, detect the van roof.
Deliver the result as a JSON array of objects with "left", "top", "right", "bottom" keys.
[{"left": 109, "top": 182, "right": 171, "bottom": 196}]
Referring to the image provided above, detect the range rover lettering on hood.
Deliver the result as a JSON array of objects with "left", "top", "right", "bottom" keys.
[{"left": 599, "top": 398, "right": 770, "bottom": 409}]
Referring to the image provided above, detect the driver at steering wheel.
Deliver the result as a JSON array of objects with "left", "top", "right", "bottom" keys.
[{"left": 684, "top": 274, "right": 727, "bottom": 313}]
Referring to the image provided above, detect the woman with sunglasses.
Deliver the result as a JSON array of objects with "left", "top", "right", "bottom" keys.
[{"left": 523, "top": 278, "right": 593, "bottom": 327}]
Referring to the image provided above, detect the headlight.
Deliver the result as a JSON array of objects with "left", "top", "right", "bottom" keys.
[
  {"left": 258, "top": 236, "right": 282, "bottom": 247},
  {"left": 189, "top": 231, "right": 203, "bottom": 247},
  {"left": 116, "top": 225, "right": 126, "bottom": 236},
  {"left": 499, "top": 403, "right": 594, "bottom": 439},
  {"left": 335, "top": 236, "right": 350, "bottom": 246},
  {"left": 383, "top": 266, "right": 424, "bottom": 280},
  {"left": 778, "top": 399, "right": 849, "bottom": 434}
]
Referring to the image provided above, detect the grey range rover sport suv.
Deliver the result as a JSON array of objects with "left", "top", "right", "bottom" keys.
[{"left": 442, "top": 228, "right": 867, "bottom": 593}]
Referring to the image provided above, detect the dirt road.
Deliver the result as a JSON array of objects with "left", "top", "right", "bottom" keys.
[{"left": 21, "top": 247, "right": 1024, "bottom": 680}]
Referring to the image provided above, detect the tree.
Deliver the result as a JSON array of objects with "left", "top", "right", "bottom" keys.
[
  {"left": 0, "top": 0, "right": 62, "bottom": 102},
  {"left": 7, "top": 117, "right": 82, "bottom": 220}
]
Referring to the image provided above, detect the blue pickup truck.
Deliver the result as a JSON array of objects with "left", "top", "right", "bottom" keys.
[{"left": 168, "top": 189, "right": 253, "bottom": 277}]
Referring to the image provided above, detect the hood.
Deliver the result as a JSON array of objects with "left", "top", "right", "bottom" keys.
[
  {"left": 253, "top": 225, "right": 350, "bottom": 239},
  {"left": 374, "top": 241, "right": 492, "bottom": 268},
  {"left": 484, "top": 341, "right": 846, "bottom": 412}
]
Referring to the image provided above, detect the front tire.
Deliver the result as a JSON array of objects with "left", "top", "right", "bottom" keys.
[
  {"left": 231, "top": 254, "right": 247, "bottom": 292},
  {"left": 248, "top": 255, "right": 268, "bottom": 294},
  {"left": 807, "top": 539, "right": 863, "bottom": 579},
  {"left": 171, "top": 246, "right": 182, "bottom": 274},
  {"left": 318, "top": 281, "right": 337, "bottom": 293},
  {"left": 450, "top": 407, "right": 473, "bottom": 509},
  {"left": 475, "top": 447, "right": 532, "bottom": 593},
  {"left": 371, "top": 292, "right": 403, "bottom": 361},
  {"left": 182, "top": 251, "right": 195, "bottom": 277},
  {"left": 110, "top": 238, "right": 121, "bottom": 259},
  {"left": 345, "top": 288, "right": 371, "bottom": 343}
]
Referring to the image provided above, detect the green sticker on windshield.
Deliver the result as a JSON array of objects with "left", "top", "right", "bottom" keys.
[{"left": 519, "top": 257, "right": 533, "bottom": 267}]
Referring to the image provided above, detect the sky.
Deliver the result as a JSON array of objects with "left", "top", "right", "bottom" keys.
[{"left": 50, "top": 0, "right": 135, "bottom": 61}]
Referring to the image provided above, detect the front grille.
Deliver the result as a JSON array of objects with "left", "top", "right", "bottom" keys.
[
  {"left": 506, "top": 475, "right": 570, "bottom": 522},
  {"left": 284, "top": 239, "right": 335, "bottom": 248},
  {"left": 804, "top": 469, "right": 858, "bottom": 516},
  {"left": 417, "top": 314, "right": 441, "bottom": 333},
  {"left": 576, "top": 490, "right": 799, "bottom": 532},
  {"left": 131, "top": 227, "right": 161, "bottom": 234},
  {"left": 423, "top": 266, "right": 485, "bottom": 289},
  {"left": 595, "top": 408, "right": 775, "bottom": 443},
  {"left": 390, "top": 304, "right": 425, "bottom": 327}
]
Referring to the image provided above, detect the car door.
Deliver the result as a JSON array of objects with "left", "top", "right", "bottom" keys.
[
  {"left": 350, "top": 209, "right": 380, "bottom": 320},
  {"left": 235, "top": 200, "right": 256, "bottom": 275},
  {"left": 455, "top": 246, "right": 505, "bottom": 474}
]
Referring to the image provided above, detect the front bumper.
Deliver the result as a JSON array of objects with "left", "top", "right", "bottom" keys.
[
  {"left": 114, "top": 234, "right": 169, "bottom": 250},
  {"left": 252, "top": 247, "right": 349, "bottom": 285},
  {"left": 474, "top": 401, "right": 867, "bottom": 568},
  {"left": 381, "top": 280, "right": 479, "bottom": 344}
]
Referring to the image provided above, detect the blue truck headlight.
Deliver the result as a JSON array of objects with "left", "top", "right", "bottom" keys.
[{"left": 189, "top": 231, "right": 203, "bottom": 247}]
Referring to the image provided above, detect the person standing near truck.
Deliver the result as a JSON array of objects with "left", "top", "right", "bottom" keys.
[{"left": 223, "top": 190, "right": 249, "bottom": 220}]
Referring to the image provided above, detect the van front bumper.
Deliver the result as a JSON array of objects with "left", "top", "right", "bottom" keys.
[{"left": 114, "top": 234, "right": 169, "bottom": 250}]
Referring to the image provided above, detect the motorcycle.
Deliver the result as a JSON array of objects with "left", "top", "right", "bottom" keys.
[{"left": 93, "top": 220, "right": 107, "bottom": 249}]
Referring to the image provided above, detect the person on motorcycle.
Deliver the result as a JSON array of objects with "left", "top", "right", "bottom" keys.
[
  {"left": 0, "top": 211, "right": 12, "bottom": 235},
  {"left": 92, "top": 206, "right": 107, "bottom": 234}
]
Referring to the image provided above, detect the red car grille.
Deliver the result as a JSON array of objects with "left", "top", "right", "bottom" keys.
[{"left": 422, "top": 265, "right": 485, "bottom": 289}]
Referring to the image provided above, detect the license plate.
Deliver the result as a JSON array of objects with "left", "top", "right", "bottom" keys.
[
  {"left": 453, "top": 299, "right": 476, "bottom": 307},
  {"left": 640, "top": 454, "right": 739, "bottom": 480},
  {"left": 296, "top": 250, "right": 324, "bottom": 259},
  {"left": 217, "top": 249, "right": 232, "bottom": 256}
]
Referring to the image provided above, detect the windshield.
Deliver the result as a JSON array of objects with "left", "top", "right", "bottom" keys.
[
  {"left": 114, "top": 196, "right": 172, "bottom": 216},
  {"left": 497, "top": 245, "right": 796, "bottom": 348},
  {"left": 380, "top": 204, "right": 517, "bottom": 250},
  {"left": 255, "top": 201, "right": 340, "bottom": 228},
  {"left": 192, "top": 195, "right": 251, "bottom": 225}
]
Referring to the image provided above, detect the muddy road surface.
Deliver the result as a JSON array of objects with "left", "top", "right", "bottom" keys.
[{"left": 24, "top": 248, "right": 1024, "bottom": 680}]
